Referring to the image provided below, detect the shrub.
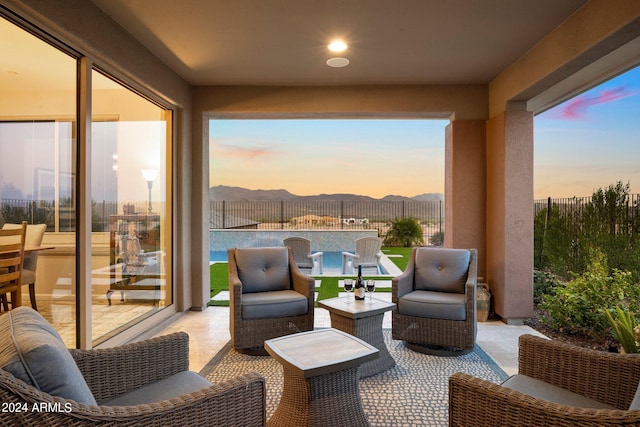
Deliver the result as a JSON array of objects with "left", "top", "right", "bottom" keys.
[
  {"left": 429, "top": 231, "right": 444, "bottom": 246},
  {"left": 535, "top": 181, "right": 640, "bottom": 282},
  {"left": 383, "top": 217, "right": 424, "bottom": 247},
  {"left": 533, "top": 270, "right": 560, "bottom": 305},
  {"left": 540, "top": 249, "right": 640, "bottom": 343}
]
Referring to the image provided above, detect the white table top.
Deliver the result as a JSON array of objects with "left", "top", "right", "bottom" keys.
[
  {"left": 318, "top": 297, "right": 396, "bottom": 319},
  {"left": 264, "top": 328, "right": 378, "bottom": 378}
]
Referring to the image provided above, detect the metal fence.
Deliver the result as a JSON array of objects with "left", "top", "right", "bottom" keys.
[
  {"left": 0, "top": 198, "right": 148, "bottom": 232},
  {"left": 534, "top": 194, "right": 640, "bottom": 235},
  {"left": 1, "top": 196, "right": 444, "bottom": 242},
  {"left": 210, "top": 199, "right": 444, "bottom": 242}
]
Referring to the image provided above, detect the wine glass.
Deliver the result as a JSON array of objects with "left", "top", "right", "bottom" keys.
[
  {"left": 343, "top": 279, "right": 353, "bottom": 304},
  {"left": 366, "top": 279, "right": 376, "bottom": 304}
]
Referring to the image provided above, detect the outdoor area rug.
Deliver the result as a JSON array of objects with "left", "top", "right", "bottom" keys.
[{"left": 200, "top": 329, "right": 508, "bottom": 426}]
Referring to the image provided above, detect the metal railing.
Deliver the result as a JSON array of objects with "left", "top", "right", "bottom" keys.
[
  {"left": 0, "top": 198, "right": 152, "bottom": 232},
  {"left": 534, "top": 194, "right": 640, "bottom": 235},
  {"left": 210, "top": 199, "right": 444, "bottom": 242},
  {"left": 1, "top": 196, "right": 444, "bottom": 242}
]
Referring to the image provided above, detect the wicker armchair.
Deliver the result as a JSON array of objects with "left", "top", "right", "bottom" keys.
[
  {"left": 392, "top": 247, "right": 477, "bottom": 354},
  {"left": 449, "top": 334, "right": 640, "bottom": 427},
  {"left": 0, "top": 312, "right": 266, "bottom": 426},
  {"left": 228, "top": 246, "right": 315, "bottom": 354}
]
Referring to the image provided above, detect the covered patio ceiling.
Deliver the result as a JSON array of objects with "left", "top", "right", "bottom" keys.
[{"left": 91, "top": 0, "right": 589, "bottom": 88}]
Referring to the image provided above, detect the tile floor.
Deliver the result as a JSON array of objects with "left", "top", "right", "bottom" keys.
[{"left": 154, "top": 292, "right": 546, "bottom": 376}]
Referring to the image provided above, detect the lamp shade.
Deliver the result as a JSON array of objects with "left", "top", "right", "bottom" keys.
[{"left": 141, "top": 168, "right": 159, "bottom": 182}]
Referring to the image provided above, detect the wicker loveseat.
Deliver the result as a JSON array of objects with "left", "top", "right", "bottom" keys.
[
  {"left": 449, "top": 334, "right": 640, "bottom": 426},
  {"left": 0, "top": 307, "right": 266, "bottom": 426}
]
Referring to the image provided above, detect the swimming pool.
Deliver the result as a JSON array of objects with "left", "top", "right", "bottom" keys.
[{"left": 209, "top": 250, "right": 389, "bottom": 275}]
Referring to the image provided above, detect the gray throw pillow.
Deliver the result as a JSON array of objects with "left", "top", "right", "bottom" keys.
[{"left": 0, "top": 306, "right": 97, "bottom": 405}]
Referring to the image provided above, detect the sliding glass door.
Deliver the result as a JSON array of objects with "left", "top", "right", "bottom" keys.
[
  {"left": 0, "top": 13, "right": 173, "bottom": 347},
  {"left": 0, "top": 16, "right": 78, "bottom": 345}
]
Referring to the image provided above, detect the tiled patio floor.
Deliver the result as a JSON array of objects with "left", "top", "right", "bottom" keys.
[{"left": 154, "top": 293, "right": 546, "bottom": 376}]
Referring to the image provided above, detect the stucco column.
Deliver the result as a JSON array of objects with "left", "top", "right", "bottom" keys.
[
  {"left": 445, "top": 120, "right": 486, "bottom": 279},
  {"left": 486, "top": 109, "right": 534, "bottom": 323}
]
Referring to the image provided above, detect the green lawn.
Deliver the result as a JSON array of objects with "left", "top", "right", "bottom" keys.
[
  {"left": 381, "top": 246, "right": 412, "bottom": 271},
  {"left": 208, "top": 246, "right": 411, "bottom": 306},
  {"left": 209, "top": 263, "right": 230, "bottom": 306}
]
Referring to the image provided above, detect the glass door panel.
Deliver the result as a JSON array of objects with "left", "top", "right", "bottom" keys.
[
  {"left": 0, "top": 16, "right": 77, "bottom": 346},
  {"left": 91, "top": 70, "right": 172, "bottom": 344}
]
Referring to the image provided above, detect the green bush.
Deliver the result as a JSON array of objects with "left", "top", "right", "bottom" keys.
[
  {"left": 533, "top": 270, "right": 560, "bottom": 305},
  {"left": 535, "top": 181, "right": 640, "bottom": 282},
  {"left": 383, "top": 217, "right": 424, "bottom": 247},
  {"left": 429, "top": 231, "right": 444, "bottom": 246},
  {"left": 540, "top": 249, "right": 640, "bottom": 343}
]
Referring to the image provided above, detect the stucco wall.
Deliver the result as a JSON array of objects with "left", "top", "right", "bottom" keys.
[
  {"left": 486, "top": 110, "right": 534, "bottom": 322},
  {"left": 445, "top": 120, "right": 487, "bottom": 278}
]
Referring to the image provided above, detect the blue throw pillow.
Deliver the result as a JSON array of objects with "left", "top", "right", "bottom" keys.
[{"left": 0, "top": 306, "right": 97, "bottom": 405}]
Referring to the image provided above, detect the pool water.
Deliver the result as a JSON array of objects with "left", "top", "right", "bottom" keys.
[{"left": 209, "top": 250, "right": 388, "bottom": 275}]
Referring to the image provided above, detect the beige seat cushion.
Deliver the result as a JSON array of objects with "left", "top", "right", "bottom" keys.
[
  {"left": 99, "top": 371, "right": 212, "bottom": 406},
  {"left": 398, "top": 290, "right": 466, "bottom": 320},
  {"left": 629, "top": 382, "right": 640, "bottom": 410},
  {"left": 502, "top": 374, "right": 616, "bottom": 410},
  {"left": 241, "top": 290, "right": 308, "bottom": 320}
]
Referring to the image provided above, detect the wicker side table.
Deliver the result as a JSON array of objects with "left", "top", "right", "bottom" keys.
[
  {"left": 318, "top": 296, "right": 396, "bottom": 378},
  {"left": 265, "top": 328, "right": 378, "bottom": 427}
]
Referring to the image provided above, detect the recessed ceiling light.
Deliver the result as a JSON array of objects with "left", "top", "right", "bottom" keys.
[
  {"left": 328, "top": 40, "right": 347, "bottom": 52},
  {"left": 326, "top": 57, "right": 350, "bottom": 68}
]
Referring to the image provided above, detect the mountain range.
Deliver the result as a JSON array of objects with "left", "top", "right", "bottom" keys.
[{"left": 209, "top": 185, "right": 444, "bottom": 202}]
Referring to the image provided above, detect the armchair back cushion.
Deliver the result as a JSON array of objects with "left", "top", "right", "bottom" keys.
[
  {"left": 235, "top": 247, "right": 290, "bottom": 293},
  {"left": 414, "top": 248, "right": 470, "bottom": 293},
  {"left": 0, "top": 306, "right": 97, "bottom": 405}
]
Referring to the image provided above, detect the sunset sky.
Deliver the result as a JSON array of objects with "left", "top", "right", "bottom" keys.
[
  {"left": 210, "top": 66, "right": 640, "bottom": 200},
  {"left": 209, "top": 119, "right": 447, "bottom": 199},
  {"left": 534, "top": 65, "right": 640, "bottom": 199}
]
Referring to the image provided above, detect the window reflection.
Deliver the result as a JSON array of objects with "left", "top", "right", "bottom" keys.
[
  {"left": 91, "top": 70, "right": 172, "bottom": 344},
  {"left": 0, "top": 17, "right": 77, "bottom": 346}
]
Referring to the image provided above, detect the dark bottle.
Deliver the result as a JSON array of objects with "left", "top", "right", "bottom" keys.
[{"left": 354, "top": 265, "right": 366, "bottom": 300}]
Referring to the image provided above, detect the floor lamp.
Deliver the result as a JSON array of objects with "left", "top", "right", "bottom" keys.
[{"left": 141, "top": 169, "right": 158, "bottom": 213}]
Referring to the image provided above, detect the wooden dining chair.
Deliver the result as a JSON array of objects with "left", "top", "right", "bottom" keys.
[
  {"left": 2, "top": 223, "right": 46, "bottom": 310},
  {"left": 0, "top": 221, "right": 27, "bottom": 311}
]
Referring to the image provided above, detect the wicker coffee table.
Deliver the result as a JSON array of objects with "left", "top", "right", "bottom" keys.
[
  {"left": 318, "top": 296, "right": 396, "bottom": 377},
  {"left": 264, "top": 328, "right": 378, "bottom": 427}
]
